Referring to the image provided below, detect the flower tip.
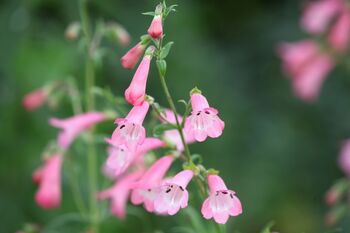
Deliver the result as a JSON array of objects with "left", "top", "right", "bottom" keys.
[{"left": 190, "top": 87, "right": 202, "bottom": 95}]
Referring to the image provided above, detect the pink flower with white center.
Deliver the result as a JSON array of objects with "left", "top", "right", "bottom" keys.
[
  {"left": 23, "top": 88, "right": 48, "bottom": 111},
  {"left": 201, "top": 175, "right": 242, "bottom": 224},
  {"left": 338, "top": 139, "right": 350, "bottom": 176},
  {"left": 184, "top": 93, "right": 225, "bottom": 142},
  {"left": 301, "top": 0, "right": 342, "bottom": 34},
  {"left": 97, "top": 171, "right": 143, "bottom": 219},
  {"left": 277, "top": 40, "right": 334, "bottom": 102},
  {"left": 162, "top": 109, "right": 195, "bottom": 151},
  {"left": 50, "top": 112, "right": 107, "bottom": 150},
  {"left": 125, "top": 46, "right": 155, "bottom": 106},
  {"left": 121, "top": 42, "right": 146, "bottom": 70},
  {"left": 154, "top": 170, "right": 193, "bottom": 215},
  {"left": 34, "top": 154, "right": 63, "bottom": 209},
  {"left": 329, "top": 9, "right": 350, "bottom": 52},
  {"left": 107, "top": 101, "right": 149, "bottom": 152},
  {"left": 104, "top": 137, "right": 165, "bottom": 178},
  {"left": 131, "top": 155, "right": 173, "bottom": 212},
  {"left": 148, "top": 15, "right": 163, "bottom": 39}
]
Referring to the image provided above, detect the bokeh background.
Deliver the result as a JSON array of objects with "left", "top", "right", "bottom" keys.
[{"left": 1, "top": 0, "right": 350, "bottom": 232}]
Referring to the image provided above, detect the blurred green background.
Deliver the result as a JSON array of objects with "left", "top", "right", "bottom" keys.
[{"left": 1, "top": 0, "right": 350, "bottom": 232}]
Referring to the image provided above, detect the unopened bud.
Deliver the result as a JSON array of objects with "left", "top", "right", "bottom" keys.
[
  {"left": 324, "top": 179, "right": 349, "bottom": 206},
  {"left": 65, "top": 22, "right": 81, "bottom": 41}
]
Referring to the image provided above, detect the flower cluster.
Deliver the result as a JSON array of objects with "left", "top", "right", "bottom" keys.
[{"left": 277, "top": 0, "right": 350, "bottom": 102}]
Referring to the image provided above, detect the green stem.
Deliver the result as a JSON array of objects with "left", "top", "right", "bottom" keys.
[{"left": 79, "top": 0, "right": 99, "bottom": 232}]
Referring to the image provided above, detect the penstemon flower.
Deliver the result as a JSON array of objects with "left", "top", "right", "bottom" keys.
[
  {"left": 34, "top": 154, "right": 63, "bottom": 209},
  {"left": 125, "top": 46, "right": 155, "bottom": 106},
  {"left": 328, "top": 8, "right": 350, "bottom": 51},
  {"left": 107, "top": 101, "right": 149, "bottom": 152},
  {"left": 201, "top": 174, "right": 242, "bottom": 224},
  {"left": 23, "top": 88, "right": 48, "bottom": 112},
  {"left": 154, "top": 170, "right": 193, "bottom": 215},
  {"left": 185, "top": 92, "right": 225, "bottom": 142},
  {"left": 50, "top": 112, "right": 107, "bottom": 150},
  {"left": 131, "top": 155, "right": 173, "bottom": 212},
  {"left": 147, "top": 5, "right": 163, "bottom": 39},
  {"left": 121, "top": 42, "right": 146, "bottom": 70}
]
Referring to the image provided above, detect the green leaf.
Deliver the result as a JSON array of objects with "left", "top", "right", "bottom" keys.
[
  {"left": 260, "top": 221, "right": 275, "bottom": 233},
  {"left": 160, "top": 41, "right": 174, "bottom": 59},
  {"left": 153, "top": 123, "right": 177, "bottom": 137},
  {"left": 156, "top": 59, "right": 167, "bottom": 77},
  {"left": 142, "top": 11, "right": 155, "bottom": 16}
]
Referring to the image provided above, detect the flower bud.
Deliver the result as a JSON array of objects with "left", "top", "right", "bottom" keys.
[{"left": 65, "top": 22, "right": 81, "bottom": 41}]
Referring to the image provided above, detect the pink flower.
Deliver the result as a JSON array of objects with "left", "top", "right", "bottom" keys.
[
  {"left": 301, "top": 0, "right": 342, "bottom": 34},
  {"left": 104, "top": 137, "right": 165, "bottom": 178},
  {"left": 184, "top": 93, "right": 225, "bottom": 142},
  {"left": 114, "top": 24, "right": 131, "bottom": 46},
  {"left": 34, "top": 154, "right": 63, "bottom": 209},
  {"left": 162, "top": 110, "right": 195, "bottom": 151},
  {"left": 148, "top": 15, "right": 163, "bottom": 39},
  {"left": 121, "top": 43, "right": 146, "bottom": 70},
  {"left": 97, "top": 171, "right": 143, "bottom": 219},
  {"left": 339, "top": 139, "right": 350, "bottom": 176},
  {"left": 125, "top": 46, "right": 155, "bottom": 106},
  {"left": 154, "top": 170, "right": 193, "bottom": 215},
  {"left": 201, "top": 175, "right": 242, "bottom": 224},
  {"left": 277, "top": 40, "right": 334, "bottom": 102},
  {"left": 328, "top": 9, "right": 350, "bottom": 52},
  {"left": 131, "top": 155, "right": 173, "bottom": 212},
  {"left": 107, "top": 101, "right": 149, "bottom": 152},
  {"left": 50, "top": 112, "right": 107, "bottom": 150},
  {"left": 23, "top": 88, "right": 48, "bottom": 111}
]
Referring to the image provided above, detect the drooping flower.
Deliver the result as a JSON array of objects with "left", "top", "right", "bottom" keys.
[
  {"left": 23, "top": 88, "right": 48, "bottom": 112},
  {"left": 97, "top": 170, "right": 144, "bottom": 219},
  {"left": 148, "top": 15, "right": 163, "bottom": 39},
  {"left": 104, "top": 137, "right": 165, "bottom": 178},
  {"left": 162, "top": 109, "right": 195, "bottom": 151},
  {"left": 338, "top": 139, "right": 350, "bottom": 176},
  {"left": 50, "top": 112, "right": 107, "bottom": 150},
  {"left": 328, "top": 9, "right": 350, "bottom": 52},
  {"left": 125, "top": 46, "right": 155, "bottom": 106},
  {"left": 154, "top": 170, "right": 193, "bottom": 215},
  {"left": 277, "top": 40, "right": 334, "bottom": 102},
  {"left": 131, "top": 155, "right": 173, "bottom": 212},
  {"left": 107, "top": 101, "right": 149, "bottom": 152},
  {"left": 201, "top": 175, "right": 242, "bottom": 224},
  {"left": 184, "top": 93, "right": 225, "bottom": 142},
  {"left": 121, "top": 43, "right": 146, "bottom": 70},
  {"left": 34, "top": 154, "right": 63, "bottom": 209},
  {"left": 301, "top": 0, "right": 342, "bottom": 34}
]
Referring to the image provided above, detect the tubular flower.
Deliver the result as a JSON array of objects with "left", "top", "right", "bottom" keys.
[
  {"left": 154, "top": 170, "right": 193, "bottom": 215},
  {"left": 107, "top": 101, "right": 149, "bottom": 152},
  {"left": 50, "top": 112, "right": 107, "bottom": 150},
  {"left": 125, "top": 46, "right": 155, "bottom": 106},
  {"left": 148, "top": 15, "right": 163, "bottom": 39},
  {"left": 121, "top": 42, "right": 146, "bottom": 70},
  {"left": 277, "top": 40, "right": 334, "bottom": 102},
  {"left": 201, "top": 175, "right": 242, "bottom": 224},
  {"left": 184, "top": 93, "right": 225, "bottom": 142},
  {"left": 131, "top": 155, "right": 173, "bottom": 212},
  {"left": 301, "top": 0, "right": 342, "bottom": 34},
  {"left": 23, "top": 88, "right": 48, "bottom": 112},
  {"left": 338, "top": 139, "right": 350, "bottom": 177},
  {"left": 97, "top": 171, "right": 144, "bottom": 219},
  {"left": 329, "top": 9, "right": 350, "bottom": 52},
  {"left": 162, "top": 109, "right": 195, "bottom": 151},
  {"left": 34, "top": 154, "right": 63, "bottom": 209}
]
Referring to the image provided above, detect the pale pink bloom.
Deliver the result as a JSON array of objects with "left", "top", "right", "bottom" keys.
[
  {"left": 131, "top": 155, "right": 173, "bottom": 212},
  {"left": 277, "top": 40, "right": 334, "bottom": 102},
  {"left": 184, "top": 93, "right": 225, "bottom": 142},
  {"left": 107, "top": 101, "right": 149, "bottom": 152},
  {"left": 201, "top": 175, "right": 242, "bottom": 224},
  {"left": 125, "top": 46, "right": 155, "bottom": 106},
  {"left": 301, "top": 0, "right": 342, "bottom": 34},
  {"left": 23, "top": 88, "right": 48, "bottom": 111},
  {"left": 329, "top": 9, "right": 350, "bottom": 51},
  {"left": 50, "top": 112, "right": 107, "bottom": 150},
  {"left": 104, "top": 137, "right": 165, "bottom": 178},
  {"left": 148, "top": 15, "right": 163, "bottom": 39},
  {"left": 121, "top": 43, "right": 145, "bottom": 70},
  {"left": 97, "top": 171, "right": 143, "bottom": 219},
  {"left": 34, "top": 154, "right": 63, "bottom": 209},
  {"left": 162, "top": 110, "right": 195, "bottom": 151},
  {"left": 154, "top": 170, "right": 193, "bottom": 215},
  {"left": 114, "top": 24, "right": 131, "bottom": 46},
  {"left": 339, "top": 139, "right": 350, "bottom": 176}
]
